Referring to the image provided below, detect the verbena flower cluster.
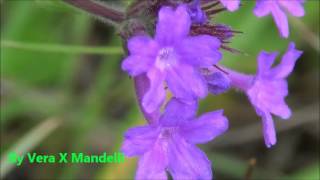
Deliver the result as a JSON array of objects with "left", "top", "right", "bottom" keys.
[{"left": 120, "top": 0, "right": 304, "bottom": 179}]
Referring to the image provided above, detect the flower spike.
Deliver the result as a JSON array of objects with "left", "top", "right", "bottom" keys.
[{"left": 122, "top": 5, "right": 222, "bottom": 113}]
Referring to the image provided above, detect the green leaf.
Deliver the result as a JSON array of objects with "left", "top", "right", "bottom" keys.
[{"left": 0, "top": 117, "right": 61, "bottom": 178}]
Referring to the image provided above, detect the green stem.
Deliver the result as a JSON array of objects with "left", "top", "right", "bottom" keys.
[{"left": 1, "top": 40, "right": 123, "bottom": 55}]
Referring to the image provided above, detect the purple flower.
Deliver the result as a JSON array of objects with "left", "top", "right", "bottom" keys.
[
  {"left": 226, "top": 42, "right": 302, "bottom": 147},
  {"left": 205, "top": 71, "right": 231, "bottom": 95},
  {"left": 220, "top": 0, "right": 241, "bottom": 12},
  {"left": 254, "top": 0, "right": 305, "bottom": 38},
  {"left": 247, "top": 43, "right": 302, "bottom": 147},
  {"left": 122, "top": 5, "right": 222, "bottom": 113},
  {"left": 121, "top": 98, "right": 229, "bottom": 179},
  {"left": 188, "top": 0, "right": 208, "bottom": 24}
]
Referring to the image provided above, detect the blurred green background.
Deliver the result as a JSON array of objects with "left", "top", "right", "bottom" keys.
[{"left": 0, "top": 0, "right": 319, "bottom": 179}]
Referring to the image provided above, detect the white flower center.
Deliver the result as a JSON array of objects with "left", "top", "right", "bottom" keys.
[{"left": 155, "top": 47, "right": 177, "bottom": 70}]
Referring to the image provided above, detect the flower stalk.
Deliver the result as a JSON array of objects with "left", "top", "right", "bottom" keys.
[{"left": 63, "top": 0, "right": 125, "bottom": 24}]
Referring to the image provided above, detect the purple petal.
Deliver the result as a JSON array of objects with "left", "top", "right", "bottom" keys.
[
  {"left": 205, "top": 72, "right": 231, "bottom": 95},
  {"left": 181, "top": 110, "right": 228, "bottom": 144},
  {"left": 266, "top": 80, "right": 291, "bottom": 119},
  {"left": 220, "top": 0, "right": 240, "bottom": 12},
  {"left": 270, "top": 100, "right": 292, "bottom": 119},
  {"left": 248, "top": 87, "right": 277, "bottom": 148},
  {"left": 134, "top": 74, "right": 161, "bottom": 124},
  {"left": 247, "top": 79, "right": 289, "bottom": 115},
  {"left": 167, "top": 135, "right": 212, "bottom": 179},
  {"left": 122, "top": 36, "right": 158, "bottom": 76},
  {"left": 261, "top": 112, "right": 277, "bottom": 148},
  {"left": 127, "top": 35, "right": 159, "bottom": 57},
  {"left": 166, "top": 63, "right": 208, "bottom": 101},
  {"left": 160, "top": 98, "right": 197, "bottom": 126},
  {"left": 257, "top": 51, "right": 278, "bottom": 75},
  {"left": 270, "top": 42, "right": 303, "bottom": 79},
  {"left": 121, "top": 126, "right": 159, "bottom": 156},
  {"left": 254, "top": 1, "right": 289, "bottom": 38},
  {"left": 136, "top": 141, "right": 168, "bottom": 180},
  {"left": 121, "top": 55, "right": 154, "bottom": 76},
  {"left": 156, "top": 5, "right": 191, "bottom": 45},
  {"left": 279, "top": 0, "right": 305, "bottom": 17},
  {"left": 247, "top": 79, "right": 290, "bottom": 133},
  {"left": 177, "top": 35, "right": 222, "bottom": 67},
  {"left": 254, "top": 0, "right": 272, "bottom": 17},
  {"left": 142, "top": 67, "right": 166, "bottom": 113},
  {"left": 270, "top": 3, "right": 289, "bottom": 38}
]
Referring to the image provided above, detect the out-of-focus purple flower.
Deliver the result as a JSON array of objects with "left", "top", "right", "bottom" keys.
[
  {"left": 122, "top": 5, "right": 222, "bottom": 113},
  {"left": 247, "top": 43, "right": 302, "bottom": 147},
  {"left": 205, "top": 71, "right": 231, "bottom": 95},
  {"left": 220, "top": 0, "right": 241, "bottom": 12},
  {"left": 254, "top": 0, "right": 305, "bottom": 38},
  {"left": 121, "top": 98, "right": 228, "bottom": 179},
  {"left": 188, "top": 0, "right": 208, "bottom": 24},
  {"left": 225, "top": 42, "right": 302, "bottom": 147}
]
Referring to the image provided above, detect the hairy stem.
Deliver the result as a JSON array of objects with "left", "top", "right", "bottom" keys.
[{"left": 63, "top": 0, "right": 125, "bottom": 24}]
